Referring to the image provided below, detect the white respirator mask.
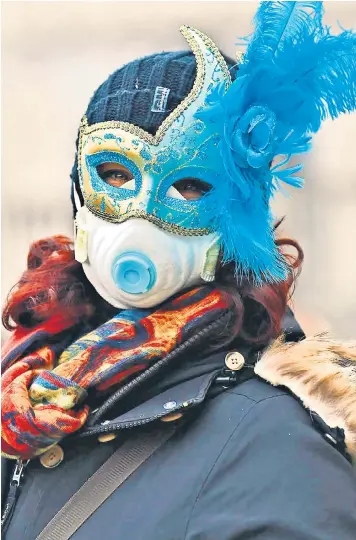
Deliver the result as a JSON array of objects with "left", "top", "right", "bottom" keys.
[{"left": 74, "top": 204, "right": 220, "bottom": 310}]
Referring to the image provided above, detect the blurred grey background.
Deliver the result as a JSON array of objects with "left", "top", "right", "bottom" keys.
[{"left": 2, "top": 1, "right": 356, "bottom": 339}]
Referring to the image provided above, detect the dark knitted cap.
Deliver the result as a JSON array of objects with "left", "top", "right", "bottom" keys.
[
  {"left": 86, "top": 50, "right": 197, "bottom": 133},
  {"left": 71, "top": 50, "right": 197, "bottom": 210}
]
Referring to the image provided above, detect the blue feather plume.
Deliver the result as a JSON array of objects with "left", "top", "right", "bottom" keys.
[{"left": 198, "top": 0, "right": 356, "bottom": 284}]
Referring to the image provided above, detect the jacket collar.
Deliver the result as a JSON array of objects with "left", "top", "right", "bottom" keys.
[
  {"left": 81, "top": 308, "right": 303, "bottom": 438},
  {"left": 94, "top": 370, "right": 220, "bottom": 434},
  {"left": 127, "top": 306, "right": 304, "bottom": 406},
  {"left": 81, "top": 310, "right": 356, "bottom": 465}
]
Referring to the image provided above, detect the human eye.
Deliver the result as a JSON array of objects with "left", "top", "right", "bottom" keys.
[
  {"left": 173, "top": 178, "right": 212, "bottom": 200},
  {"left": 96, "top": 162, "right": 134, "bottom": 188}
]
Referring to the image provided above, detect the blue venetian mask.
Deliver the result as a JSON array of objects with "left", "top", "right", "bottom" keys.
[{"left": 78, "top": 26, "right": 231, "bottom": 236}]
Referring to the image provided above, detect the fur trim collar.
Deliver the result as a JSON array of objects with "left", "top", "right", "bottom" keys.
[{"left": 255, "top": 334, "right": 356, "bottom": 463}]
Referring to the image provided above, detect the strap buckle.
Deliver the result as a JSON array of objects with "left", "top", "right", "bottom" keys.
[
  {"left": 215, "top": 368, "right": 239, "bottom": 385},
  {"left": 309, "top": 411, "right": 351, "bottom": 463}
]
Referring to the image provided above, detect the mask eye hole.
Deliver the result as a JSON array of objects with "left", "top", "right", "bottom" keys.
[
  {"left": 97, "top": 162, "right": 134, "bottom": 189},
  {"left": 172, "top": 178, "right": 212, "bottom": 201}
]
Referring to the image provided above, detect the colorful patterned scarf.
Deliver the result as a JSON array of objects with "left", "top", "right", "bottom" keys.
[{"left": 1, "top": 286, "right": 232, "bottom": 460}]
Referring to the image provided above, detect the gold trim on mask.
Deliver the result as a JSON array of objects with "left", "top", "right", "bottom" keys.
[{"left": 85, "top": 206, "right": 212, "bottom": 236}]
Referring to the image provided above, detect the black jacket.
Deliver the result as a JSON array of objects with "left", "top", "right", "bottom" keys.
[{"left": 2, "top": 314, "right": 356, "bottom": 540}]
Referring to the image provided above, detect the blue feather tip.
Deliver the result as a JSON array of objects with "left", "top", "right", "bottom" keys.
[{"left": 201, "top": 0, "right": 356, "bottom": 285}]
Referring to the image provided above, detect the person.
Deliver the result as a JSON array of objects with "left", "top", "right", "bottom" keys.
[{"left": 2, "top": 2, "right": 356, "bottom": 539}]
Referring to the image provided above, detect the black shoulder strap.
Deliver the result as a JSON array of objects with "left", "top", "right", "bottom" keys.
[{"left": 36, "top": 426, "right": 176, "bottom": 540}]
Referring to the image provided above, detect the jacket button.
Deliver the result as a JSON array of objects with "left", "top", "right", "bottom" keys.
[
  {"left": 98, "top": 433, "right": 117, "bottom": 443},
  {"left": 225, "top": 351, "right": 245, "bottom": 371},
  {"left": 40, "top": 445, "right": 64, "bottom": 469},
  {"left": 161, "top": 412, "right": 183, "bottom": 422}
]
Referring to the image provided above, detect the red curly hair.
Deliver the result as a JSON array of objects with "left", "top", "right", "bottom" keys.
[
  {"left": 2, "top": 226, "right": 303, "bottom": 346},
  {"left": 2, "top": 236, "right": 96, "bottom": 331}
]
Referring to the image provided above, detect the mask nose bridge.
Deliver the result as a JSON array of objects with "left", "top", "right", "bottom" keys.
[
  {"left": 131, "top": 172, "right": 155, "bottom": 213},
  {"left": 139, "top": 169, "right": 187, "bottom": 213}
]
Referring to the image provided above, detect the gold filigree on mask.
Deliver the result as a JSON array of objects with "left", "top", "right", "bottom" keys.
[{"left": 83, "top": 207, "right": 212, "bottom": 236}]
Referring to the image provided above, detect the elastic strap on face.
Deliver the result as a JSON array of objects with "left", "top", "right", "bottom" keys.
[
  {"left": 201, "top": 237, "right": 221, "bottom": 282},
  {"left": 73, "top": 183, "right": 82, "bottom": 213},
  {"left": 73, "top": 195, "right": 88, "bottom": 264}
]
